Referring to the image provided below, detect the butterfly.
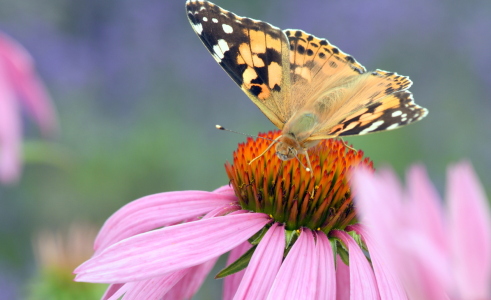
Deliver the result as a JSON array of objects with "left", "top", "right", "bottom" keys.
[{"left": 186, "top": 0, "right": 428, "bottom": 172}]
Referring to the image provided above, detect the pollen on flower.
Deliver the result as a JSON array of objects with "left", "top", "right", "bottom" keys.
[{"left": 225, "top": 131, "right": 373, "bottom": 234}]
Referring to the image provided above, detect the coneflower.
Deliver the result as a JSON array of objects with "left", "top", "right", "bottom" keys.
[{"left": 75, "top": 131, "right": 405, "bottom": 299}]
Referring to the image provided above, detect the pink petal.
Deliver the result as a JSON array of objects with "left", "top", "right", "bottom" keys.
[
  {"left": 0, "top": 32, "right": 58, "bottom": 136},
  {"left": 214, "top": 185, "right": 236, "bottom": 196},
  {"left": 395, "top": 234, "right": 449, "bottom": 300},
  {"left": 354, "top": 166, "right": 450, "bottom": 299},
  {"left": 350, "top": 225, "right": 407, "bottom": 300},
  {"left": 122, "top": 270, "right": 186, "bottom": 300},
  {"left": 407, "top": 165, "right": 447, "bottom": 252},
  {"left": 233, "top": 223, "right": 285, "bottom": 300},
  {"left": 223, "top": 241, "right": 253, "bottom": 300},
  {"left": 267, "top": 228, "right": 317, "bottom": 299},
  {"left": 75, "top": 212, "right": 270, "bottom": 283},
  {"left": 107, "top": 285, "right": 128, "bottom": 300},
  {"left": 102, "top": 284, "right": 124, "bottom": 300},
  {"left": 162, "top": 257, "right": 218, "bottom": 299},
  {"left": 331, "top": 230, "right": 380, "bottom": 300},
  {"left": 353, "top": 167, "right": 403, "bottom": 236},
  {"left": 447, "top": 161, "right": 491, "bottom": 299},
  {"left": 335, "top": 255, "right": 350, "bottom": 300},
  {"left": 0, "top": 65, "right": 21, "bottom": 184},
  {"left": 94, "top": 190, "right": 238, "bottom": 251},
  {"left": 315, "top": 232, "right": 336, "bottom": 300}
]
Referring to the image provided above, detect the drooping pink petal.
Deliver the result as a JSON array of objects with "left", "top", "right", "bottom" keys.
[
  {"left": 0, "top": 33, "right": 58, "bottom": 136},
  {"left": 75, "top": 212, "right": 270, "bottom": 283},
  {"left": 349, "top": 225, "right": 407, "bottom": 300},
  {"left": 107, "top": 284, "right": 128, "bottom": 300},
  {"left": 267, "top": 228, "right": 317, "bottom": 299},
  {"left": 335, "top": 256, "right": 350, "bottom": 300},
  {"left": 162, "top": 257, "right": 219, "bottom": 300},
  {"left": 223, "top": 241, "right": 253, "bottom": 300},
  {"left": 447, "top": 161, "right": 491, "bottom": 299},
  {"left": 102, "top": 283, "right": 124, "bottom": 300},
  {"left": 233, "top": 223, "right": 285, "bottom": 300},
  {"left": 0, "top": 64, "right": 21, "bottom": 184},
  {"left": 331, "top": 230, "right": 380, "bottom": 300},
  {"left": 122, "top": 270, "right": 186, "bottom": 300},
  {"left": 94, "top": 191, "right": 239, "bottom": 251},
  {"left": 315, "top": 232, "right": 336, "bottom": 300}
]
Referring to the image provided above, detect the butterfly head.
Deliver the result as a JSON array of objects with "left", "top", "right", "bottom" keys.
[{"left": 275, "top": 134, "right": 300, "bottom": 161}]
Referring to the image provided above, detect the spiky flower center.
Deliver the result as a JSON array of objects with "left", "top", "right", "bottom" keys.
[{"left": 225, "top": 131, "right": 373, "bottom": 234}]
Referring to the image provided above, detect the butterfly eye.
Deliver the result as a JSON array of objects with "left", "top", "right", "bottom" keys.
[{"left": 276, "top": 152, "right": 290, "bottom": 161}]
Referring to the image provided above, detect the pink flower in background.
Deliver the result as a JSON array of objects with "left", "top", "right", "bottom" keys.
[
  {"left": 75, "top": 133, "right": 409, "bottom": 299},
  {"left": 0, "top": 32, "right": 58, "bottom": 184},
  {"left": 354, "top": 161, "right": 491, "bottom": 300}
]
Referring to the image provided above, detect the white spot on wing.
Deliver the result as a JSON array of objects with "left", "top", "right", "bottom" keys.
[
  {"left": 212, "top": 18, "right": 218, "bottom": 23},
  {"left": 391, "top": 110, "right": 402, "bottom": 117},
  {"left": 217, "top": 39, "right": 229, "bottom": 53},
  {"left": 359, "top": 120, "right": 384, "bottom": 135},
  {"left": 213, "top": 44, "right": 224, "bottom": 59},
  {"left": 192, "top": 23, "right": 203, "bottom": 34},
  {"left": 386, "top": 124, "right": 399, "bottom": 130},
  {"left": 202, "top": 17, "right": 208, "bottom": 22},
  {"left": 200, "top": 6, "right": 206, "bottom": 11},
  {"left": 222, "top": 24, "right": 233, "bottom": 33},
  {"left": 213, "top": 39, "right": 229, "bottom": 60}
]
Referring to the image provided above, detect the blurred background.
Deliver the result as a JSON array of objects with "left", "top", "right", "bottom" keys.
[{"left": 0, "top": 0, "right": 490, "bottom": 298}]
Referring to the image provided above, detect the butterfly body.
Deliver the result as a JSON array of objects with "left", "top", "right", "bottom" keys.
[{"left": 186, "top": 0, "right": 428, "bottom": 167}]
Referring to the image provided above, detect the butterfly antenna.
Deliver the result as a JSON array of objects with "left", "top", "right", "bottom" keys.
[
  {"left": 248, "top": 135, "right": 283, "bottom": 165},
  {"left": 215, "top": 125, "right": 275, "bottom": 142}
]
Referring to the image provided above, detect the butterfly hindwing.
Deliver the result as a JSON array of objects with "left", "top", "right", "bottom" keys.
[
  {"left": 186, "top": 0, "right": 292, "bottom": 128},
  {"left": 309, "top": 90, "right": 428, "bottom": 139}
]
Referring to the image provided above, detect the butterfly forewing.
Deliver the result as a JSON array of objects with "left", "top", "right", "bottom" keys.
[
  {"left": 284, "top": 30, "right": 366, "bottom": 112},
  {"left": 186, "top": 0, "right": 292, "bottom": 128}
]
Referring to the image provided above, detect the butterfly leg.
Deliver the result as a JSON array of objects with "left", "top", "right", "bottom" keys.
[
  {"left": 303, "top": 150, "right": 313, "bottom": 177},
  {"left": 249, "top": 135, "right": 283, "bottom": 166},
  {"left": 300, "top": 151, "right": 317, "bottom": 197}
]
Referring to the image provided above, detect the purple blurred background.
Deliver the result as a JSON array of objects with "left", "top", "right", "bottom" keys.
[{"left": 0, "top": 0, "right": 490, "bottom": 298}]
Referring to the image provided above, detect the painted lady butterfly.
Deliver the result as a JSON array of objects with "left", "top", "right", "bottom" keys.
[{"left": 186, "top": 0, "right": 428, "bottom": 171}]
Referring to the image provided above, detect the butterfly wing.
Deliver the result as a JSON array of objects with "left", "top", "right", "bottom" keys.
[
  {"left": 322, "top": 89, "right": 428, "bottom": 138},
  {"left": 282, "top": 29, "right": 427, "bottom": 140},
  {"left": 284, "top": 30, "right": 367, "bottom": 114},
  {"left": 304, "top": 70, "right": 428, "bottom": 140},
  {"left": 186, "top": 0, "right": 292, "bottom": 129}
]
